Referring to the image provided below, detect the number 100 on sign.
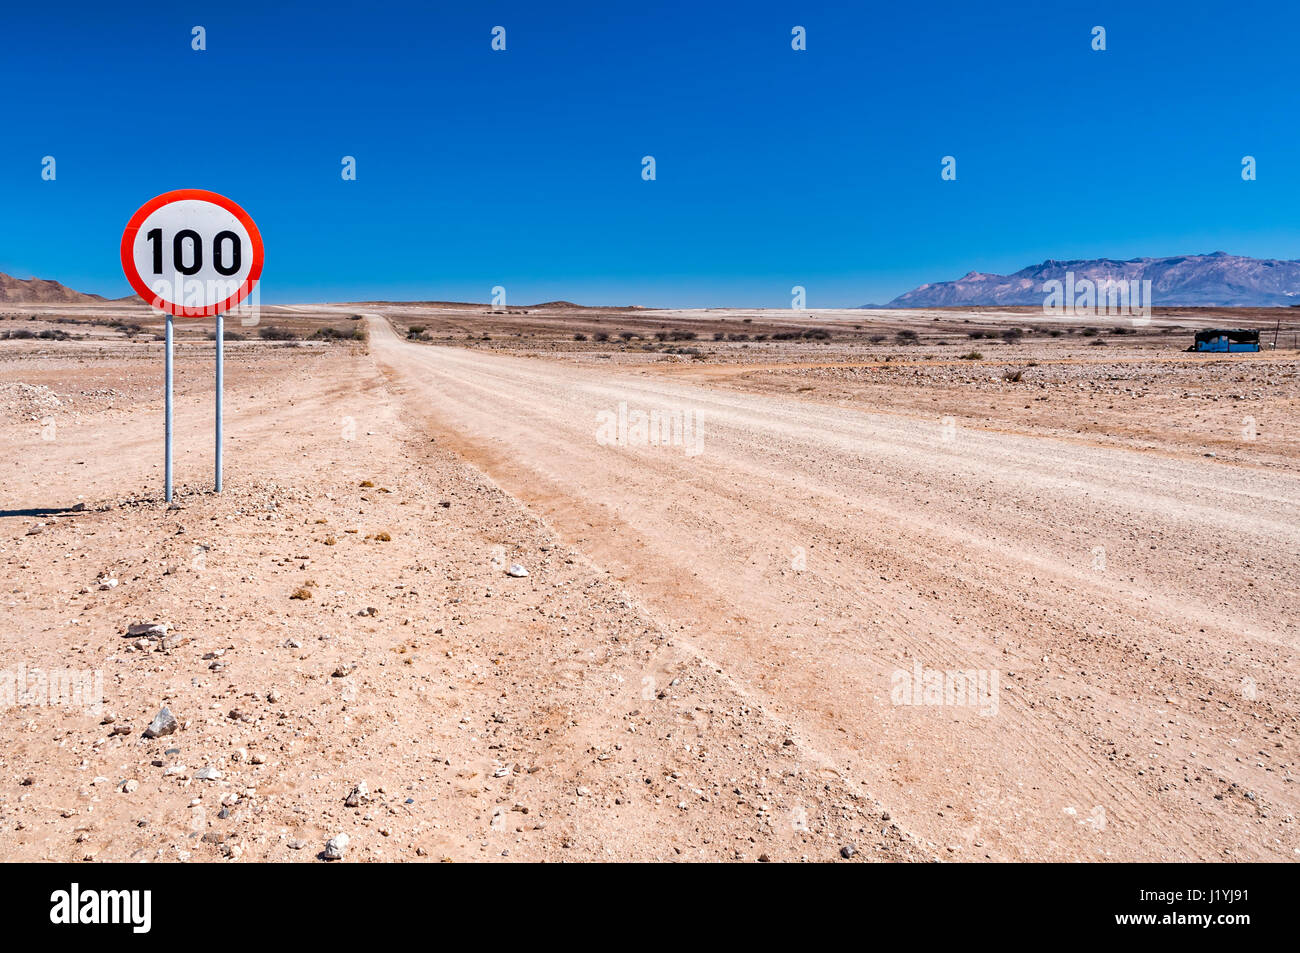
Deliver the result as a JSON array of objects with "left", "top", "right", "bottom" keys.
[{"left": 121, "top": 190, "right": 264, "bottom": 317}]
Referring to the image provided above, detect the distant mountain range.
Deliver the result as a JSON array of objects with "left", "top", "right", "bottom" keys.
[
  {"left": 885, "top": 253, "right": 1300, "bottom": 308},
  {"left": 0, "top": 272, "right": 110, "bottom": 304},
  {"left": 8, "top": 255, "right": 1300, "bottom": 309}
]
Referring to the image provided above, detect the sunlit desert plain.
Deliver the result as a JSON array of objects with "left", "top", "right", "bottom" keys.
[{"left": 1, "top": 301, "right": 1296, "bottom": 862}]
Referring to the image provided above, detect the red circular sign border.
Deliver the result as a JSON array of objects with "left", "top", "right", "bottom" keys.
[{"left": 120, "top": 189, "right": 264, "bottom": 318}]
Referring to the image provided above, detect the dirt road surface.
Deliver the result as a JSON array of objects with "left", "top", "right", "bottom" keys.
[{"left": 367, "top": 314, "right": 1300, "bottom": 861}]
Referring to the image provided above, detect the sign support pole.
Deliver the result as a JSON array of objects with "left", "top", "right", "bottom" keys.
[
  {"left": 164, "top": 313, "right": 174, "bottom": 503},
  {"left": 215, "top": 313, "right": 224, "bottom": 492}
]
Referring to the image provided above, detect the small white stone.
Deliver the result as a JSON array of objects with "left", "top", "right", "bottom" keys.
[{"left": 323, "top": 833, "right": 349, "bottom": 860}]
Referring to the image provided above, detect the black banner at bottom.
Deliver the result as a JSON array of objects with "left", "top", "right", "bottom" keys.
[{"left": 0, "top": 861, "right": 1281, "bottom": 942}]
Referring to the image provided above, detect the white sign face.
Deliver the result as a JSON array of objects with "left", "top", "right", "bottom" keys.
[{"left": 121, "top": 190, "right": 263, "bottom": 317}]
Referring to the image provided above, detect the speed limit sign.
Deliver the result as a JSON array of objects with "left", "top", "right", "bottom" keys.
[
  {"left": 121, "top": 189, "right": 263, "bottom": 316},
  {"left": 121, "top": 189, "right": 263, "bottom": 502}
]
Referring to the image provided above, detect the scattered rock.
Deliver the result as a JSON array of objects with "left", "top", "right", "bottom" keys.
[
  {"left": 126, "top": 622, "right": 168, "bottom": 640},
  {"left": 194, "top": 766, "right": 223, "bottom": 781},
  {"left": 840, "top": 844, "right": 856, "bottom": 859},
  {"left": 323, "top": 833, "right": 349, "bottom": 860},
  {"left": 143, "top": 706, "right": 178, "bottom": 739},
  {"left": 344, "top": 782, "right": 369, "bottom": 807},
  {"left": 120, "top": 779, "right": 138, "bottom": 794},
  {"left": 507, "top": 564, "right": 529, "bottom": 578}
]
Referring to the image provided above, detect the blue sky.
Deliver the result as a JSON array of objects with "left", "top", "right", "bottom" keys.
[{"left": 2, "top": 0, "right": 1298, "bottom": 307}]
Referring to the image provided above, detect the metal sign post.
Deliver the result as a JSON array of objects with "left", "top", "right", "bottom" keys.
[
  {"left": 120, "top": 190, "right": 262, "bottom": 503},
  {"left": 215, "top": 313, "right": 224, "bottom": 492},
  {"left": 165, "top": 313, "right": 174, "bottom": 502}
]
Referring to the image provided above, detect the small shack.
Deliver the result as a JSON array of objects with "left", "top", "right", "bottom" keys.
[{"left": 1189, "top": 329, "right": 1260, "bottom": 353}]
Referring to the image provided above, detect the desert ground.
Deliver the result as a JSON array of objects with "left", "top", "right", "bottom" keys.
[{"left": 0, "top": 301, "right": 1297, "bottom": 862}]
